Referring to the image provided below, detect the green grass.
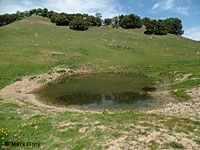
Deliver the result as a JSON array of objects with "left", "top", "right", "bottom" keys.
[
  {"left": 1, "top": 100, "right": 200, "bottom": 149},
  {"left": 194, "top": 139, "right": 200, "bottom": 145},
  {"left": 172, "top": 79, "right": 200, "bottom": 90},
  {"left": 173, "top": 90, "right": 191, "bottom": 101},
  {"left": 1, "top": 16, "right": 200, "bottom": 149},
  {"left": 188, "top": 74, "right": 200, "bottom": 79},
  {"left": 0, "top": 16, "right": 200, "bottom": 89},
  {"left": 165, "top": 141, "right": 185, "bottom": 149},
  {"left": 37, "top": 78, "right": 46, "bottom": 84},
  {"left": 111, "top": 132, "right": 122, "bottom": 138}
]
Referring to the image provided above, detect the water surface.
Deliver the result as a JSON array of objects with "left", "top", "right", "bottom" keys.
[{"left": 35, "top": 73, "right": 156, "bottom": 109}]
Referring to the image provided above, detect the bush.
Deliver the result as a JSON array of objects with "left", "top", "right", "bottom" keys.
[
  {"left": 104, "top": 18, "right": 112, "bottom": 26},
  {"left": 120, "top": 14, "right": 142, "bottom": 29},
  {"left": 154, "top": 20, "right": 168, "bottom": 35},
  {"left": 69, "top": 18, "right": 89, "bottom": 31},
  {"left": 164, "top": 18, "right": 184, "bottom": 35},
  {"left": 47, "top": 10, "right": 56, "bottom": 19},
  {"left": 144, "top": 20, "right": 168, "bottom": 35},
  {"left": 85, "top": 15, "right": 102, "bottom": 26},
  {"left": 51, "top": 13, "right": 71, "bottom": 26},
  {"left": 0, "top": 14, "right": 17, "bottom": 26},
  {"left": 86, "top": 15, "right": 97, "bottom": 26},
  {"left": 142, "top": 17, "right": 151, "bottom": 26},
  {"left": 50, "top": 14, "right": 56, "bottom": 23},
  {"left": 144, "top": 20, "right": 156, "bottom": 35},
  {"left": 95, "top": 17, "right": 102, "bottom": 26}
]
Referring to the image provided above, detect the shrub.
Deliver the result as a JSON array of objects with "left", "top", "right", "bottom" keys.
[
  {"left": 104, "top": 18, "right": 112, "bottom": 26},
  {"left": 142, "top": 17, "right": 151, "bottom": 26},
  {"left": 95, "top": 13, "right": 102, "bottom": 26},
  {"left": 144, "top": 20, "right": 156, "bottom": 35},
  {"left": 85, "top": 15, "right": 102, "bottom": 26},
  {"left": 164, "top": 18, "right": 184, "bottom": 35},
  {"left": 51, "top": 13, "right": 71, "bottom": 26},
  {"left": 120, "top": 14, "right": 142, "bottom": 29},
  {"left": 86, "top": 15, "right": 97, "bottom": 26},
  {"left": 69, "top": 17, "right": 89, "bottom": 31},
  {"left": 154, "top": 20, "right": 168, "bottom": 35},
  {"left": 0, "top": 14, "right": 17, "bottom": 26},
  {"left": 144, "top": 20, "right": 168, "bottom": 35},
  {"left": 95, "top": 17, "right": 102, "bottom": 26}
]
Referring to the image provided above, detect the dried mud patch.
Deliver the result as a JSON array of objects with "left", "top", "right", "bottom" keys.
[
  {"left": 0, "top": 67, "right": 97, "bottom": 114},
  {"left": 147, "top": 86, "right": 200, "bottom": 120}
]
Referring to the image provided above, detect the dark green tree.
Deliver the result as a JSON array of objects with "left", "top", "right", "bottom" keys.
[
  {"left": 95, "top": 17, "right": 102, "bottom": 26},
  {"left": 0, "top": 14, "right": 17, "bottom": 26},
  {"left": 86, "top": 15, "right": 97, "bottom": 26},
  {"left": 113, "top": 16, "right": 119, "bottom": 24},
  {"left": 104, "top": 18, "right": 112, "bottom": 25},
  {"left": 47, "top": 10, "right": 56, "bottom": 18},
  {"left": 42, "top": 8, "right": 48, "bottom": 17},
  {"left": 24, "top": 11, "right": 30, "bottom": 17},
  {"left": 70, "top": 13, "right": 84, "bottom": 19},
  {"left": 95, "top": 13, "right": 102, "bottom": 26},
  {"left": 95, "top": 13, "right": 102, "bottom": 19},
  {"left": 144, "top": 20, "right": 157, "bottom": 35},
  {"left": 29, "top": 9, "right": 36, "bottom": 15},
  {"left": 164, "top": 18, "right": 184, "bottom": 35},
  {"left": 120, "top": 14, "right": 142, "bottom": 29},
  {"left": 52, "top": 13, "right": 71, "bottom": 26},
  {"left": 16, "top": 11, "right": 22, "bottom": 20},
  {"left": 16, "top": 11, "right": 28, "bottom": 20},
  {"left": 69, "top": 17, "right": 89, "bottom": 31},
  {"left": 82, "top": 14, "right": 89, "bottom": 19},
  {"left": 119, "top": 15, "right": 124, "bottom": 24},
  {"left": 142, "top": 17, "right": 151, "bottom": 26},
  {"left": 50, "top": 13, "right": 57, "bottom": 23},
  {"left": 36, "top": 8, "right": 43, "bottom": 16},
  {"left": 155, "top": 20, "right": 168, "bottom": 35}
]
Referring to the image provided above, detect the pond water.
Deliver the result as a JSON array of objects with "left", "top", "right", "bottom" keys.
[{"left": 35, "top": 73, "right": 157, "bottom": 110}]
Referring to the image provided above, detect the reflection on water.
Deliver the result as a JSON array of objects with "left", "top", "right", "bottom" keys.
[
  {"left": 35, "top": 73, "right": 156, "bottom": 109},
  {"left": 56, "top": 92, "right": 153, "bottom": 106}
]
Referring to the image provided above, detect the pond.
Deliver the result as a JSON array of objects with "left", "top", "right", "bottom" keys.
[{"left": 35, "top": 73, "right": 157, "bottom": 110}]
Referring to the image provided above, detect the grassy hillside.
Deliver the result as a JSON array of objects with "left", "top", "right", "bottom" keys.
[
  {"left": 1, "top": 100, "right": 200, "bottom": 150},
  {"left": 1, "top": 16, "right": 200, "bottom": 150},
  {"left": 0, "top": 16, "right": 200, "bottom": 89}
]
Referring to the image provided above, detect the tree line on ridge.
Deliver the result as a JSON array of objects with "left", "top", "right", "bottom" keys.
[{"left": 0, "top": 8, "right": 184, "bottom": 35}]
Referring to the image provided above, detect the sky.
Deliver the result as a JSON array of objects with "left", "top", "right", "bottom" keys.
[{"left": 0, "top": 0, "right": 200, "bottom": 41}]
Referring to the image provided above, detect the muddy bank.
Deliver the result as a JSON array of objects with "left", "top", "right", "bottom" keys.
[
  {"left": 0, "top": 67, "right": 99, "bottom": 113},
  {"left": 0, "top": 68, "right": 200, "bottom": 119}
]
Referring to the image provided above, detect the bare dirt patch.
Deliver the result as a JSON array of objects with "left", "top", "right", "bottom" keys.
[
  {"left": 1, "top": 68, "right": 200, "bottom": 118},
  {"left": 148, "top": 88, "right": 200, "bottom": 119},
  {"left": 174, "top": 73, "right": 192, "bottom": 82},
  {"left": 1, "top": 71, "right": 200, "bottom": 149},
  {"left": 147, "top": 75, "right": 200, "bottom": 120},
  {"left": 0, "top": 67, "right": 98, "bottom": 113}
]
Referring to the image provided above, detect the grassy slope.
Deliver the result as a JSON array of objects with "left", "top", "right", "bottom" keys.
[
  {"left": 0, "top": 16, "right": 200, "bottom": 89},
  {"left": 1, "top": 16, "right": 200, "bottom": 149},
  {"left": 0, "top": 99, "right": 200, "bottom": 150}
]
